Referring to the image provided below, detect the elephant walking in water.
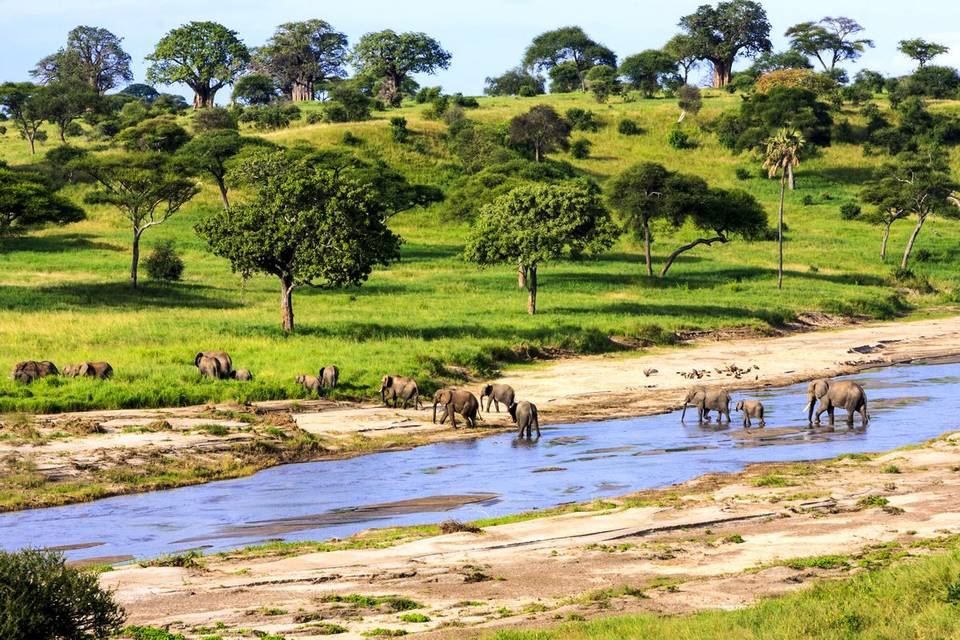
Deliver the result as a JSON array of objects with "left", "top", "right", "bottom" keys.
[
  {"left": 510, "top": 401, "right": 540, "bottom": 438},
  {"left": 681, "top": 386, "right": 731, "bottom": 423},
  {"left": 806, "top": 379, "right": 868, "bottom": 427}
]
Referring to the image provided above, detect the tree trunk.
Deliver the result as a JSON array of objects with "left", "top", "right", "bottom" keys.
[
  {"left": 130, "top": 229, "right": 141, "bottom": 288},
  {"left": 534, "top": 144, "right": 542, "bottom": 163},
  {"left": 787, "top": 163, "right": 795, "bottom": 190},
  {"left": 517, "top": 259, "right": 527, "bottom": 289},
  {"left": 291, "top": 79, "right": 314, "bottom": 102},
  {"left": 643, "top": 220, "right": 653, "bottom": 277},
  {"left": 27, "top": 132, "right": 36, "bottom": 155},
  {"left": 660, "top": 236, "right": 727, "bottom": 277},
  {"left": 527, "top": 265, "right": 537, "bottom": 315},
  {"left": 711, "top": 60, "right": 731, "bottom": 88},
  {"left": 880, "top": 222, "right": 892, "bottom": 261},
  {"left": 778, "top": 175, "right": 785, "bottom": 290},
  {"left": 58, "top": 124, "right": 66, "bottom": 143},
  {"left": 215, "top": 176, "right": 230, "bottom": 210},
  {"left": 192, "top": 85, "right": 216, "bottom": 109},
  {"left": 901, "top": 214, "right": 927, "bottom": 269},
  {"left": 280, "top": 276, "right": 295, "bottom": 332}
]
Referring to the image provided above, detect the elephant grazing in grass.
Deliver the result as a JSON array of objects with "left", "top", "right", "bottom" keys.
[
  {"left": 195, "top": 351, "right": 233, "bottom": 379},
  {"left": 806, "top": 379, "right": 868, "bottom": 427},
  {"left": 296, "top": 374, "right": 322, "bottom": 395},
  {"left": 11, "top": 361, "right": 58, "bottom": 384},
  {"left": 380, "top": 375, "right": 423, "bottom": 409},
  {"left": 319, "top": 365, "right": 339, "bottom": 390},
  {"left": 62, "top": 362, "right": 113, "bottom": 379},
  {"left": 480, "top": 383, "right": 515, "bottom": 414},
  {"left": 681, "top": 386, "right": 731, "bottom": 423},
  {"left": 433, "top": 388, "right": 480, "bottom": 428},
  {"left": 510, "top": 401, "right": 540, "bottom": 438},
  {"left": 232, "top": 368, "right": 253, "bottom": 381}
]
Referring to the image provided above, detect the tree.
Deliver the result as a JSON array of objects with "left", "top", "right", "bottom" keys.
[
  {"left": 607, "top": 162, "right": 670, "bottom": 276},
  {"left": 585, "top": 64, "right": 618, "bottom": 102},
  {"left": 861, "top": 180, "right": 911, "bottom": 261},
  {"left": 35, "top": 81, "right": 101, "bottom": 142},
  {"left": 0, "top": 166, "right": 85, "bottom": 237},
  {"left": 762, "top": 129, "right": 805, "bottom": 289},
  {"left": 464, "top": 182, "right": 617, "bottom": 314},
  {"left": 0, "top": 82, "right": 46, "bottom": 154},
  {"left": 195, "top": 149, "right": 402, "bottom": 331},
  {"left": 746, "top": 50, "right": 814, "bottom": 77},
  {"left": 72, "top": 153, "right": 199, "bottom": 287},
  {"left": 176, "top": 130, "right": 263, "bottom": 208},
  {"left": 619, "top": 50, "right": 680, "bottom": 97},
  {"left": 523, "top": 27, "right": 617, "bottom": 92},
  {"left": 116, "top": 116, "right": 191, "bottom": 153},
  {"left": 898, "top": 39, "right": 950, "bottom": 68},
  {"left": 677, "top": 84, "right": 703, "bottom": 120},
  {"left": 146, "top": 21, "right": 250, "bottom": 109},
  {"left": 351, "top": 30, "right": 451, "bottom": 106},
  {"left": 253, "top": 20, "right": 349, "bottom": 101},
  {"left": 677, "top": 0, "right": 772, "bottom": 88},
  {"left": 714, "top": 87, "right": 832, "bottom": 155},
  {"left": 547, "top": 62, "right": 583, "bottom": 93},
  {"left": 232, "top": 73, "right": 279, "bottom": 105},
  {"left": 120, "top": 83, "right": 160, "bottom": 102},
  {"left": 0, "top": 549, "right": 125, "bottom": 640},
  {"left": 484, "top": 67, "right": 545, "bottom": 96},
  {"left": 664, "top": 34, "right": 700, "bottom": 84},
  {"left": 509, "top": 104, "right": 571, "bottom": 162},
  {"left": 192, "top": 106, "right": 238, "bottom": 132},
  {"left": 785, "top": 17, "right": 873, "bottom": 72},
  {"left": 32, "top": 26, "right": 132, "bottom": 94},
  {"left": 853, "top": 69, "right": 885, "bottom": 93}
]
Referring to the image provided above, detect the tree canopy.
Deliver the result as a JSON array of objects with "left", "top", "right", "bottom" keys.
[
  {"left": 31, "top": 26, "right": 132, "bottom": 94},
  {"left": 713, "top": 87, "right": 832, "bottom": 153},
  {"left": 351, "top": 30, "right": 451, "bottom": 106},
  {"left": 898, "top": 38, "right": 950, "bottom": 68},
  {"left": 522, "top": 26, "right": 617, "bottom": 92},
  {"left": 508, "top": 104, "right": 571, "bottom": 162},
  {"left": 677, "top": 0, "right": 772, "bottom": 87},
  {"left": 0, "top": 82, "right": 47, "bottom": 154},
  {"left": 0, "top": 166, "right": 85, "bottom": 238},
  {"left": 664, "top": 34, "right": 700, "bottom": 84},
  {"left": 176, "top": 129, "right": 266, "bottom": 209},
  {"left": 253, "top": 20, "right": 349, "bottom": 102},
  {"left": 619, "top": 50, "right": 679, "bottom": 97},
  {"left": 232, "top": 73, "right": 280, "bottom": 105},
  {"left": 785, "top": 17, "right": 873, "bottom": 72},
  {"left": 484, "top": 67, "right": 545, "bottom": 96}
]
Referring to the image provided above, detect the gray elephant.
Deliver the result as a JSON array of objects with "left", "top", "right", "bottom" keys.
[
  {"left": 806, "top": 378, "right": 868, "bottom": 427},
  {"left": 319, "top": 365, "right": 339, "bottom": 389},
  {"left": 681, "top": 385, "right": 731, "bottom": 423},
  {"left": 735, "top": 399, "right": 765, "bottom": 428},
  {"left": 480, "top": 383, "right": 515, "bottom": 414},
  {"left": 296, "top": 374, "right": 322, "bottom": 395},
  {"left": 232, "top": 368, "right": 253, "bottom": 381},
  {"left": 195, "top": 351, "right": 233, "bottom": 379},
  {"left": 62, "top": 362, "right": 113, "bottom": 379},
  {"left": 433, "top": 388, "right": 480, "bottom": 428},
  {"left": 510, "top": 401, "right": 540, "bottom": 438},
  {"left": 11, "top": 360, "right": 59, "bottom": 384},
  {"left": 380, "top": 375, "right": 423, "bottom": 409}
]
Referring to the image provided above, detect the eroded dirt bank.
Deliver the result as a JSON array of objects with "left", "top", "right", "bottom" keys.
[{"left": 4, "top": 315, "right": 960, "bottom": 511}]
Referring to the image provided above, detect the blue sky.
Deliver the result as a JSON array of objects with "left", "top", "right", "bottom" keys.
[{"left": 1, "top": 0, "right": 958, "bottom": 98}]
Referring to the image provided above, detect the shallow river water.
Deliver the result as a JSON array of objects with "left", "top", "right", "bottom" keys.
[{"left": 2, "top": 361, "right": 959, "bottom": 562}]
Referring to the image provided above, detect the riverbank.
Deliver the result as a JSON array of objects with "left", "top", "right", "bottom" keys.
[{"left": 4, "top": 315, "right": 960, "bottom": 512}]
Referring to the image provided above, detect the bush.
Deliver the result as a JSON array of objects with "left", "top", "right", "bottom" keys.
[
  {"left": 341, "top": 131, "right": 362, "bottom": 146},
  {"left": 667, "top": 127, "right": 691, "bottom": 149},
  {"left": 322, "top": 83, "right": 372, "bottom": 123},
  {"left": 453, "top": 94, "right": 480, "bottom": 108},
  {"left": 840, "top": 203, "right": 861, "bottom": 219},
  {"left": 389, "top": 116, "right": 408, "bottom": 143},
  {"left": 0, "top": 549, "right": 125, "bottom": 640},
  {"left": 144, "top": 240, "right": 184, "bottom": 281},
  {"left": 566, "top": 108, "right": 602, "bottom": 132},
  {"left": 116, "top": 116, "right": 190, "bottom": 153},
  {"left": 305, "top": 111, "right": 323, "bottom": 124},
  {"left": 415, "top": 86, "right": 442, "bottom": 104},
  {"left": 618, "top": 119, "right": 642, "bottom": 136},
  {"left": 238, "top": 103, "right": 301, "bottom": 130},
  {"left": 735, "top": 167, "right": 752, "bottom": 181},
  {"left": 570, "top": 138, "right": 592, "bottom": 159},
  {"left": 192, "top": 107, "right": 237, "bottom": 133},
  {"left": 802, "top": 194, "right": 815, "bottom": 206}
]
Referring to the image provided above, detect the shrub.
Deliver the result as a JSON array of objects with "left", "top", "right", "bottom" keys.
[
  {"left": 341, "top": 131, "right": 362, "bottom": 146},
  {"left": 570, "top": 138, "right": 592, "bottom": 159},
  {"left": 618, "top": 118, "right": 642, "bottom": 136},
  {"left": 667, "top": 127, "right": 691, "bottom": 149},
  {"left": 144, "top": 240, "right": 184, "bottom": 281},
  {"left": 735, "top": 167, "right": 752, "bottom": 180},
  {"left": 0, "top": 549, "right": 125, "bottom": 640},
  {"left": 389, "top": 116, "right": 408, "bottom": 143},
  {"left": 914, "top": 248, "right": 933, "bottom": 263},
  {"left": 840, "top": 203, "right": 861, "bottom": 219},
  {"left": 239, "top": 103, "right": 301, "bottom": 130},
  {"left": 415, "top": 86, "right": 442, "bottom": 104},
  {"left": 116, "top": 116, "right": 190, "bottom": 153},
  {"left": 519, "top": 85, "right": 536, "bottom": 97},
  {"left": 565, "top": 108, "right": 602, "bottom": 132},
  {"left": 452, "top": 94, "right": 480, "bottom": 108},
  {"left": 192, "top": 107, "right": 237, "bottom": 133},
  {"left": 305, "top": 111, "right": 323, "bottom": 124},
  {"left": 322, "top": 83, "right": 372, "bottom": 122},
  {"left": 0, "top": 125, "right": 6, "bottom": 135}
]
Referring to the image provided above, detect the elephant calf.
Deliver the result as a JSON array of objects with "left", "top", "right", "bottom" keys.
[
  {"left": 735, "top": 399, "right": 765, "bottom": 428},
  {"left": 480, "top": 383, "right": 515, "bottom": 414},
  {"left": 11, "top": 360, "right": 58, "bottom": 384},
  {"left": 319, "top": 365, "right": 339, "bottom": 389},
  {"left": 62, "top": 362, "right": 113, "bottom": 379},
  {"left": 380, "top": 375, "right": 423, "bottom": 410},
  {"left": 510, "top": 401, "right": 540, "bottom": 438},
  {"left": 681, "top": 385, "right": 731, "bottom": 423},
  {"left": 195, "top": 351, "right": 233, "bottom": 379},
  {"left": 296, "top": 374, "right": 322, "bottom": 395},
  {"left": 433, "top": 388, "right": 480, "bottom": 428},
  {"left": 232, "top": 368, "right": 253, "bottom": 381}
]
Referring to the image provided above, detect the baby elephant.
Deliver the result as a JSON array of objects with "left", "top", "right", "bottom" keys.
[
  {"left": 296, "top": 374, "right": 322, "bottom": 395},
  {"left": 480, "top": 383, "right": 515, "bottom": 414},
  {"left": 11, "top": 360, "right": 59, "bottom": 384},
  {"left": 432, "top": 388, "right": 480, "bottom": 428},
  {"left": 232, "top": 368, "right": 253, "bottom": 381},
  {"left": 380, "top": 375, "right": 423, "bottom": 410},
  {"left": 510, "top": 401, "right": 540, "bottom": 439},
  {"left": 735, "top": 399, "right": 765, "bottom": 428},
  {"left": 62, "top": 362, "right": 113, "bottom": 379},
  {"left": 319, "top": 365, "right": 339, "bottom": 389}
]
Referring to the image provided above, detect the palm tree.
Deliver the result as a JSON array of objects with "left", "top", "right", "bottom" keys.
[{"left": 763, "top": 129, "right": 805, "bottom": 290}]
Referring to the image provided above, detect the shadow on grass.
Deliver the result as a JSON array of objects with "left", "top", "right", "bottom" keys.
[
  {"left": 0, "top": 233, "right": 126, "bottom": 253},
  {"left": 0, "top": 281, "right": 241, "bottom": 311},
  {"left": 814, "top": 166, "right": 876, "bottom": 186}
]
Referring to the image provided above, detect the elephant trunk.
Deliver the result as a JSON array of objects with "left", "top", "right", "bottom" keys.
[
  {"left": 805, "top": 395, "right": 815, "bottom": 423},
  {"left": 681, "top": 403, "right": 688, "bottom": 421}
]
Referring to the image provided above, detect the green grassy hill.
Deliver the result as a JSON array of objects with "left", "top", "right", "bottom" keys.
[{"left": 1, "top": 91, "right": 958, "bottom": 412}]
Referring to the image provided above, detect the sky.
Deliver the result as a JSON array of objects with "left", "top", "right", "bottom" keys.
[{"left": 1, "top": 0, "right": 959, "bottom": 99}]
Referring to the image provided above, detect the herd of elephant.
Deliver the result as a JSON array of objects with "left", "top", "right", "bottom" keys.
[{"left": 682, "top": 378, "right": 870, "bottom": 428}]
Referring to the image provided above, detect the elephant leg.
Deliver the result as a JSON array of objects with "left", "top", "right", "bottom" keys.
[
  {"left": 860, "top": 405, "right": 869, "bottom": 426},
  {"left": 827, "top": 405, "right": 835, "bottom": 426},
  {"left": 743, "top": 415, "right": 750, "bottom": 428},
  {"left": 493, "top": 399, "right": 499, "bottom": 412},
  {"left": 846, "top": 410, "right": 854, "bottom": 427},
  {"left": 449, "top": 405, "right": 457, "bottom": 429}
]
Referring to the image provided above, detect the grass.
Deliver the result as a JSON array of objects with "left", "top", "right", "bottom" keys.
[
  {"left": 484, "top": 547, "right": 960, "bottom": 639},
  {"left": 2, "top": 91, "right": 959, "bottom": 413}
]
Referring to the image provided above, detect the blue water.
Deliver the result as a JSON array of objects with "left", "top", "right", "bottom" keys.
[{"left": 2, "top": 361, "right": 958, "bottom": 562}]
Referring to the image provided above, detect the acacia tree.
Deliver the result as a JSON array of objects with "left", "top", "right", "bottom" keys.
[
  {"left": 898, "top": 39, "right": 950, "bottom": 68},
  {"left": 464, "top": 182, "right": 617, "bottom": 315},
  {"left": 484, "top": 67, "right": 545, "bottom": 96},
  {"left": 146, "top": 21, "right": 250, "bottom": 109},
  {"left": 254, "top": 20, "right": 349, "bottom": 102},
  {"left": 32, "top": 26, "right": 132, "bottom": 94},
  {"left": 0, "top": 165, "right": 85, "bottom": 237},
  {"left": 785, "top": 17, "right": 873, "bottom": 72},
  {"left": 619, "top": 50, "right": 679, "bottom": 97},
  {"left": 35, "top": 81, "right": 101, "bottom": 142},
  {"left": 664, "top": 34, "right": 700, "bottom": 84},
  {"left": 762, "top": 129, "right": 805, "bottom": 289},
  {"left": 195, "top": 149, "right": 402, "bottom": 332},
  {"left": 607, "top": 162, "right": 670, "bottom": 276},
  {"left": 0, "top": 83, "right": 47, "bottom": 154},
  {"left": 176, "top": 130, "right": 265, "bottom": 209},
  {"left": 72, "top": 153, "right": 199, "bottom": 287},
  {"left": 522, "top": 26, "right": 617, "bottom": 92},
  {"left": 677, "top": 0, "right": 772, "bottom": 88},
  {"left": 508, "top": 105, "right": 571, "bottom": 163},
  {"left": 351, "top": 30, "right": 451, "bottom": 106},
  {"left": 861, "top": 183, "right": 911, "bottom": 261},
  {"left": 585, "top": 65, "right": 618, "bottom": 102}
]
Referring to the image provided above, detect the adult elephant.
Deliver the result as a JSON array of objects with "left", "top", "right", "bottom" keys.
[
  {"left": 681, "top": 385, "right": 731, "bottom": 423},
  {"left": 63, "top": 362, "right": 113, "bottom": 379},
  {"left": 11, "top": 361, "right": 58, "bottom": 384},
  {"left": 510, "top": 401, "right": 540, "bottom": 438},
  {"left": 320, "top": 365, "right": 339, "bottom": 389},
  {"left": 479, "top": 383, "right": 515, "bottom": 414},
  {"left": 806, "top": 378, "right": 868, "bottom": 427},
  {"left": 433, "top": 388, "right": 480, "bottom": 428},
  {"left": 195, "top": 351, "right": 233, "bottom": 379},
  {"left": 380, "top": 375, "right": 423, "bottom": 409}
]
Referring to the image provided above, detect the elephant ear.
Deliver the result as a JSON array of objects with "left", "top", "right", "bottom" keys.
[
  {"left": 385, "top": 375, "right": 393, "bottom": 387},
  {"left": 79, "top": 363, "right": 90, "bottom": 377},
  {"left": 195, "top": 352, "right": 204, "bottom": 367}
]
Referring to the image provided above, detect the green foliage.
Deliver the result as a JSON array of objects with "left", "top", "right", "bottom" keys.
[
  {"left": 445, "top": 159, "right": 575, "bottom": 219},
  {"left": 725, "top": 534, "right": 745, "bottom": 544},
  {"left": 509, "top": 104, "right": 571, "bottom": 161},
  {"left": 676, "top": 84, "right": 702, "bottom": 116},
  {"left": 144, "top": 240, "right": 184, "bottom": 281},
  {"left": 399, "top": 613, "right": 431, "bottom": 622},
  {"left": 522, "top": 26, "right": 617, "bottom": 92},
  {"left": 0, "top": 166, "right": 85, "bottom": 236},
  {"left": 666, "top": 127, "right": 691, "bottom": 149},
  {"left": 254, "top": 20, "right": 349, "bottom": 101},
  {"left": 32, "top": 26, "right": 133, "bottom": 93},
  {"left": 713, "top": 87, "right": 832, "bottom": 152},
  {"left": 0, "top": 82, "right": 48, "bottom": 153},
  {"left": 231, "top": 73, "right": 279, "bottom": 106},
  {"left": 389, "top": 116, "right": 408, "bottom": 143},
  {"left": 0, "top": 549, "right": 125, "bottom": 640},
  {"left": 322, "top": 83, "right": 371, "bottom": 122},
  {"left": 677, "top": 1, "right": 772, "bottom": 86},
  {"left": 350, "top": 30, "right": 452, "bottom": 106},
  {"left": 239, "top": 103, "right": 301, "bottom": 130},
  {"left": 784, "top": 17, "right": 873, "bottom": 72},
  {"left": 898, "top": 38, "right": 950, "bottom": 67},
  {"left": 192, "top": 106, "right": 237, "bottom": 132},
  {"left": 485, "top": 67, "right": 545, "bottom": 97},
  {"left": 585, "top": 64, "right": 619, "bottom": 102},
  {"left": 116, "top": 116, "right": 190, "bottom": 153},
  {"left": 902, "top": 66, "right": 960, "bottom": 99},
  {"left": 617, "top": 119, "right": 642, "bottom": 136},
  {"left": 124, "top": 626, "right": 186, "bottom": 640},
  {"left": 840, "top": 203, "right": 861, "bottom": 220},
  {"left": 565, "top": 108, "right": 602, "bottom": 132},
  {"left": 619, "top": 50, "right": 679, "bottom": 97},
  {"left": 858, "top": 495, "right": 890, "bottom": 508},
  {"left": 570, "top": 138, "right": 591, "bottom": 159}
]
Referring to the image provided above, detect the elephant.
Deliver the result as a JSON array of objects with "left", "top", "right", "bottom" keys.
[
  {"left": 479, "top": 383, "right": 515, "bottom": 414},
  {"left": 735, "top": 399, "right": 765, "bottom": 428},
  {"left": 11, "top": 360, "right": 59, "bottom": 384},
  {"left": 319, "top": 365, "right": 339, "bottom": 389},
  {"left": 232, "top": 368, "right": 253, "bottom": 381},
  {"left": 62, "top": 362, "right": 113, "bottom": 379},
  {"left": 806, "top": 378, "right": 868, "bottom": 427},
  {"left": 510, "top": 401, "right": 540, "bottom": 438},
  {"left": 296, "top": 374, "right": 322, "bottom": 395},
  {"left": 195, "top": 351, "right": 233, "bottom": 379},
  {"left": 380, "top": 375, "right": 423, "bottom": 410},
  {"left": 432, "top": 388, "right": 480, "bottom": 428},
  {"left": 681, "top": 385, "right": 731, "bottom": 423}
]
